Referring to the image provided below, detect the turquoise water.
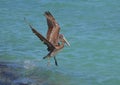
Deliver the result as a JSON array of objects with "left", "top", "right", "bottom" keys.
[{"left": 0, "top": 0, "right": 120, "bottom": 85}]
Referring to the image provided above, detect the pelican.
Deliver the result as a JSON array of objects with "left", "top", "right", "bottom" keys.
[{"left": 26, "top": 11, "right": 70, "bottom": 66}]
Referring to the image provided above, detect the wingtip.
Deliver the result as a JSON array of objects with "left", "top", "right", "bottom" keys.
[
  {"left": 28, "top": 24, "right": 35, "bottom": 32},
  {"left": 29, "top": 24, "right": 33, "bottom": 29},
  {"left": 44, "top": 11, "right": 49, "bottom": 14},
  {"left": 44, "top": 11, "right": 49, "bottom": 16},
  {"left": 44, "top": 11, "right": 52, "bottom": 16},
  {"left": 27, "top": 23, "right": 33, "bottom": 29},
  {"left": 24, "top": 17, "right": 33, "bottom": 29}
]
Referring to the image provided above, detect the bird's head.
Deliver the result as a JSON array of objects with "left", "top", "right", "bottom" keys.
[{"left": 59, "top": 34, "right": 70, "bottom": 46}]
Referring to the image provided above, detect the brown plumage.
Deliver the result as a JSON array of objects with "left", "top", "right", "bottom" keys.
[{"left": 26, "top": 11, "right": 70, "bottom": 66}]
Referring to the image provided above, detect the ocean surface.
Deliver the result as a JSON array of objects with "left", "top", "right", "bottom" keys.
[{"left": 0, "top": 0, "right": 120, "bottom": 85}]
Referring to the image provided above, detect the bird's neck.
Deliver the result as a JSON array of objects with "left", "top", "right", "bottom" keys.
[
  {"left": 59, "top": 41, "right": 65, "bottom": 49},
  {"left": 55, "top": 41, "right": 65, "bottom": 50}
]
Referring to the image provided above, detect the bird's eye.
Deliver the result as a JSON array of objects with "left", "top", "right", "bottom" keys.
[{"left": 59, "top": 34, "right": 63, "bottom": 39}]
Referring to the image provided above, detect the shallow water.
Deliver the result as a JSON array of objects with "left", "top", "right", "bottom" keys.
[{"left": 0, "top": 0, "right": 120, "bottom": 85}]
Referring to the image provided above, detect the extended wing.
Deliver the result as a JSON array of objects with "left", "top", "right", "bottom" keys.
[
  {"left": 29, "top": 24, "right": 55, "bottom": 52},
  {"left": 44, "top": 11, "right": 60, "bottom": 45},
  {"left": 44, "top": 11, "right": 54, "bottom": 41}
]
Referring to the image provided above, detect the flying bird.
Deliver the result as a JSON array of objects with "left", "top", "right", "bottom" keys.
[{"left": 25, "top": 11, "right": 70, "bottom": 66}]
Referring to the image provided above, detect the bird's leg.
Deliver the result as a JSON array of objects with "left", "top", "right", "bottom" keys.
[
  {"left": 54, "top": 57, "right": 58, "bottom": 66},
  {"left": 47, "top": 57, "right": 50, "bottom": 66}
]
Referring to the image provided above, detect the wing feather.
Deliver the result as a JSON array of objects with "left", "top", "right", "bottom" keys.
[
  {"left": 29, "top": 24, "right": 55, "bottom": 51},
  {"left": 44, "top": 11, "right": 60, "bottom": 45},
  {"left": 44, "top": 12, "right": 53, "bottom": 40}
]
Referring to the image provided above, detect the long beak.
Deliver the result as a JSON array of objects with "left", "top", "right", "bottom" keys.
[{"left": 63, "top": 37, "right": 70, "bottom": 46}]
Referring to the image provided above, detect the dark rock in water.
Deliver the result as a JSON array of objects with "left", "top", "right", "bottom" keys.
[
  {"left": 18, "top": 83, "right": 29, "bottom": 85},
  {"left": 0, "top": 80, "right": 11, "bottom": 85},
  {"left": 0, "top": 62, "right": 32, "bottom": 85},
  {"left": 13, "top": 78, "right": 34, "bottom": 85},
  {"left": 0, "top": 61, "right": 57, "bottom": 85},
  {"left": 0, "top": 61, "right": 44, "bottom": 85},
  {"left": 0, "top": 64, "right": 8, "bottom": 68}
]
